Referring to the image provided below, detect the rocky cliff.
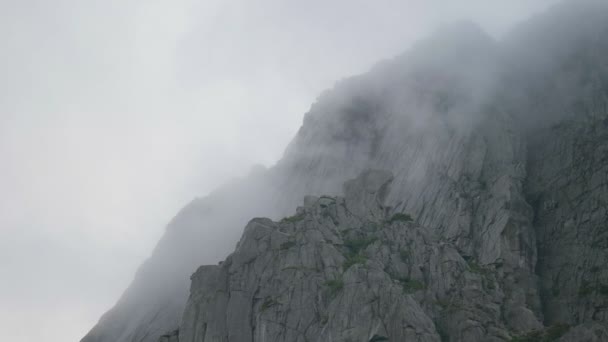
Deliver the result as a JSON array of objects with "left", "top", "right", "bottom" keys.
[
  {"left": 83, "top": 1, "right": 608, "bottom": 341},
  {"left": 177, "top": 170, "right": 535, "bottom": 341}
]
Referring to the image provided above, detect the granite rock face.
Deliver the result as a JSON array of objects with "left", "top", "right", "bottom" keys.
[
  {"left": 527, "top": 118, "right": 608, "bottom": 333},
  {"left": 179, "top": 170, "right": 519, "bottom": 342},
  {"left": 83, "top": 2, "right": 608, "bottom": 342}
]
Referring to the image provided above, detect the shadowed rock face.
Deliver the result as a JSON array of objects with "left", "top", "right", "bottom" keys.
[
  {"left": 527, "top": 119, "right": 608, "bottom": 327},
  {"left": 83, "top": 2, "right": 608, "bottom": 342}
]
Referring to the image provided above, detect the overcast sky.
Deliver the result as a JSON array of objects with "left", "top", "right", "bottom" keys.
[{"left": 0, "top": 1, "right": 561, "bottom": 341}]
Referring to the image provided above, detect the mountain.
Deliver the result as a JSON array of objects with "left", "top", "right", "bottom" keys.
[
  {"left": 82, "top": 1, "right": 608, "bottom": 341},
  {"left": 176, "top": 169, "right": 536, "bottom": 342}
]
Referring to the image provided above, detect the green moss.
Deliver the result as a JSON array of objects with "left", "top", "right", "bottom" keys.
[
  {"left": 281, "top": 265, "right": 318, "bottom": 272},
  {"left": 341, "top": 236, "right": 376, "bottom": 270},
  {"left": 510, "top": 323, "right": 570, "bottom": 342},
  {"left": 261, "top": 297, "right": 278, "bottom": 312},
  {"left": 325, "top": 278, "right": 344, "bottom": 297},
  {"left": 281, "top": 213, "right": 304, "bottom": 223},
  {"left": 466, "top": 260, "right": 498, "bottom": 292},
  {"left": 280, "top": 240, "right": 296, "bottom": 250},
  {"left": 545, "top": 323, "right": 570, "bottom": 341},
  {"left": 369, "top": 335, "right": 389, "bottom": 342},
  {"left": 399, "top": 278, "right": 425, "bottom": 294},
  {"left": 388, "top": 213, "right": 414, "bottom": 224},
  {"left": 343, "top": 254, "right": 367, "bottom": 269},
  {"left": 468, "top": 261, "right": 483, "bottom": 274},
  {"left": 467, "top": 260, "right": 491, "bottom": 276},
  {"left": 344, "top": 237, "right": 377, "bottom": 255}
]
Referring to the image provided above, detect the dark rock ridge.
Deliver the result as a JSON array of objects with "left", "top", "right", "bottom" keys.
[{"left": 82, "top": 1, "right": 608, "bottom": 341}]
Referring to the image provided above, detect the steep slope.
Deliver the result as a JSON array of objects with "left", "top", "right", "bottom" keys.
[
  {"left": 84, "top": 2, "right": 608, "bottom": 341},
  {"left": 177, "top": 170, "right": 537, "bottom": 342},
  {"left": 514, "top": 1, "right": 608, "bottom": 339},
  {"left": 526, "top": 118, "right": 608, "bottom": 341},
  {"left": 83, "top": 22, "right": 511, "bottom": 342}
]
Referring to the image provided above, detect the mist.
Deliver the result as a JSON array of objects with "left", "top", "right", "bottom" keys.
[{"left": 0, "top": 1, "right": 563, "bottom": 341}]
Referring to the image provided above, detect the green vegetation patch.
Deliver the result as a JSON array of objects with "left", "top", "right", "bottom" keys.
[
  {"left": 388, "top": 213, "right": 414, "bottom": 224},
  {"left": 510, "top": 323, "right": 570, "bottom": 342},
  {"left": 466, "top": 260, "right": 497, "bottom": 290},
  {"left": 280, "top": 240, "right": 296, "bottom": 250},
  {"left": 341, "top": 236, "right": 376, "bottom": 270},
  {"left": 261, "top": 297, "right": 279, "bottom": 312},
  {"left": 467, "top": 260, "right": 493, "bottom": 276},
  {"left": 325, "top": 278, "right": 344, "bottom": 297},
  {"left": 343, "top": 254, "right": 367, "bottom": 269},
  {"left": 344, "top": 236, "right": 378, "bottom": 255},
  {"left": 467, "top": 260, "right": 485, "bottom": 274},
  {"left": 369, "top": 335, "right": 389, "bottom": 342},
  {"left": 545, "top": 323, "right": 571, "bottom": 341},
  {"left": 579, "top": 281, "right": 608, "bottom": 296},
  {"left": 280, "top": 213, "right": 304, "bottom": 224},
  {"left": 399, "top": 278, "right": 425, "bottom": 294}
]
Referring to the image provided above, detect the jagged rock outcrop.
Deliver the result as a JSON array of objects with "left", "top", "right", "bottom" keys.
[
  {"left": 178, "top": 170, "right": 524, "bottom": 341},
  {"left": 83, "top": 1, "right": 608, "bottom": 341}
]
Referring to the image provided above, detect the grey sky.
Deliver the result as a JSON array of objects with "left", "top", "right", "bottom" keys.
[{"left": 0, "top": 1, "right": 560, "bottom": 341}]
